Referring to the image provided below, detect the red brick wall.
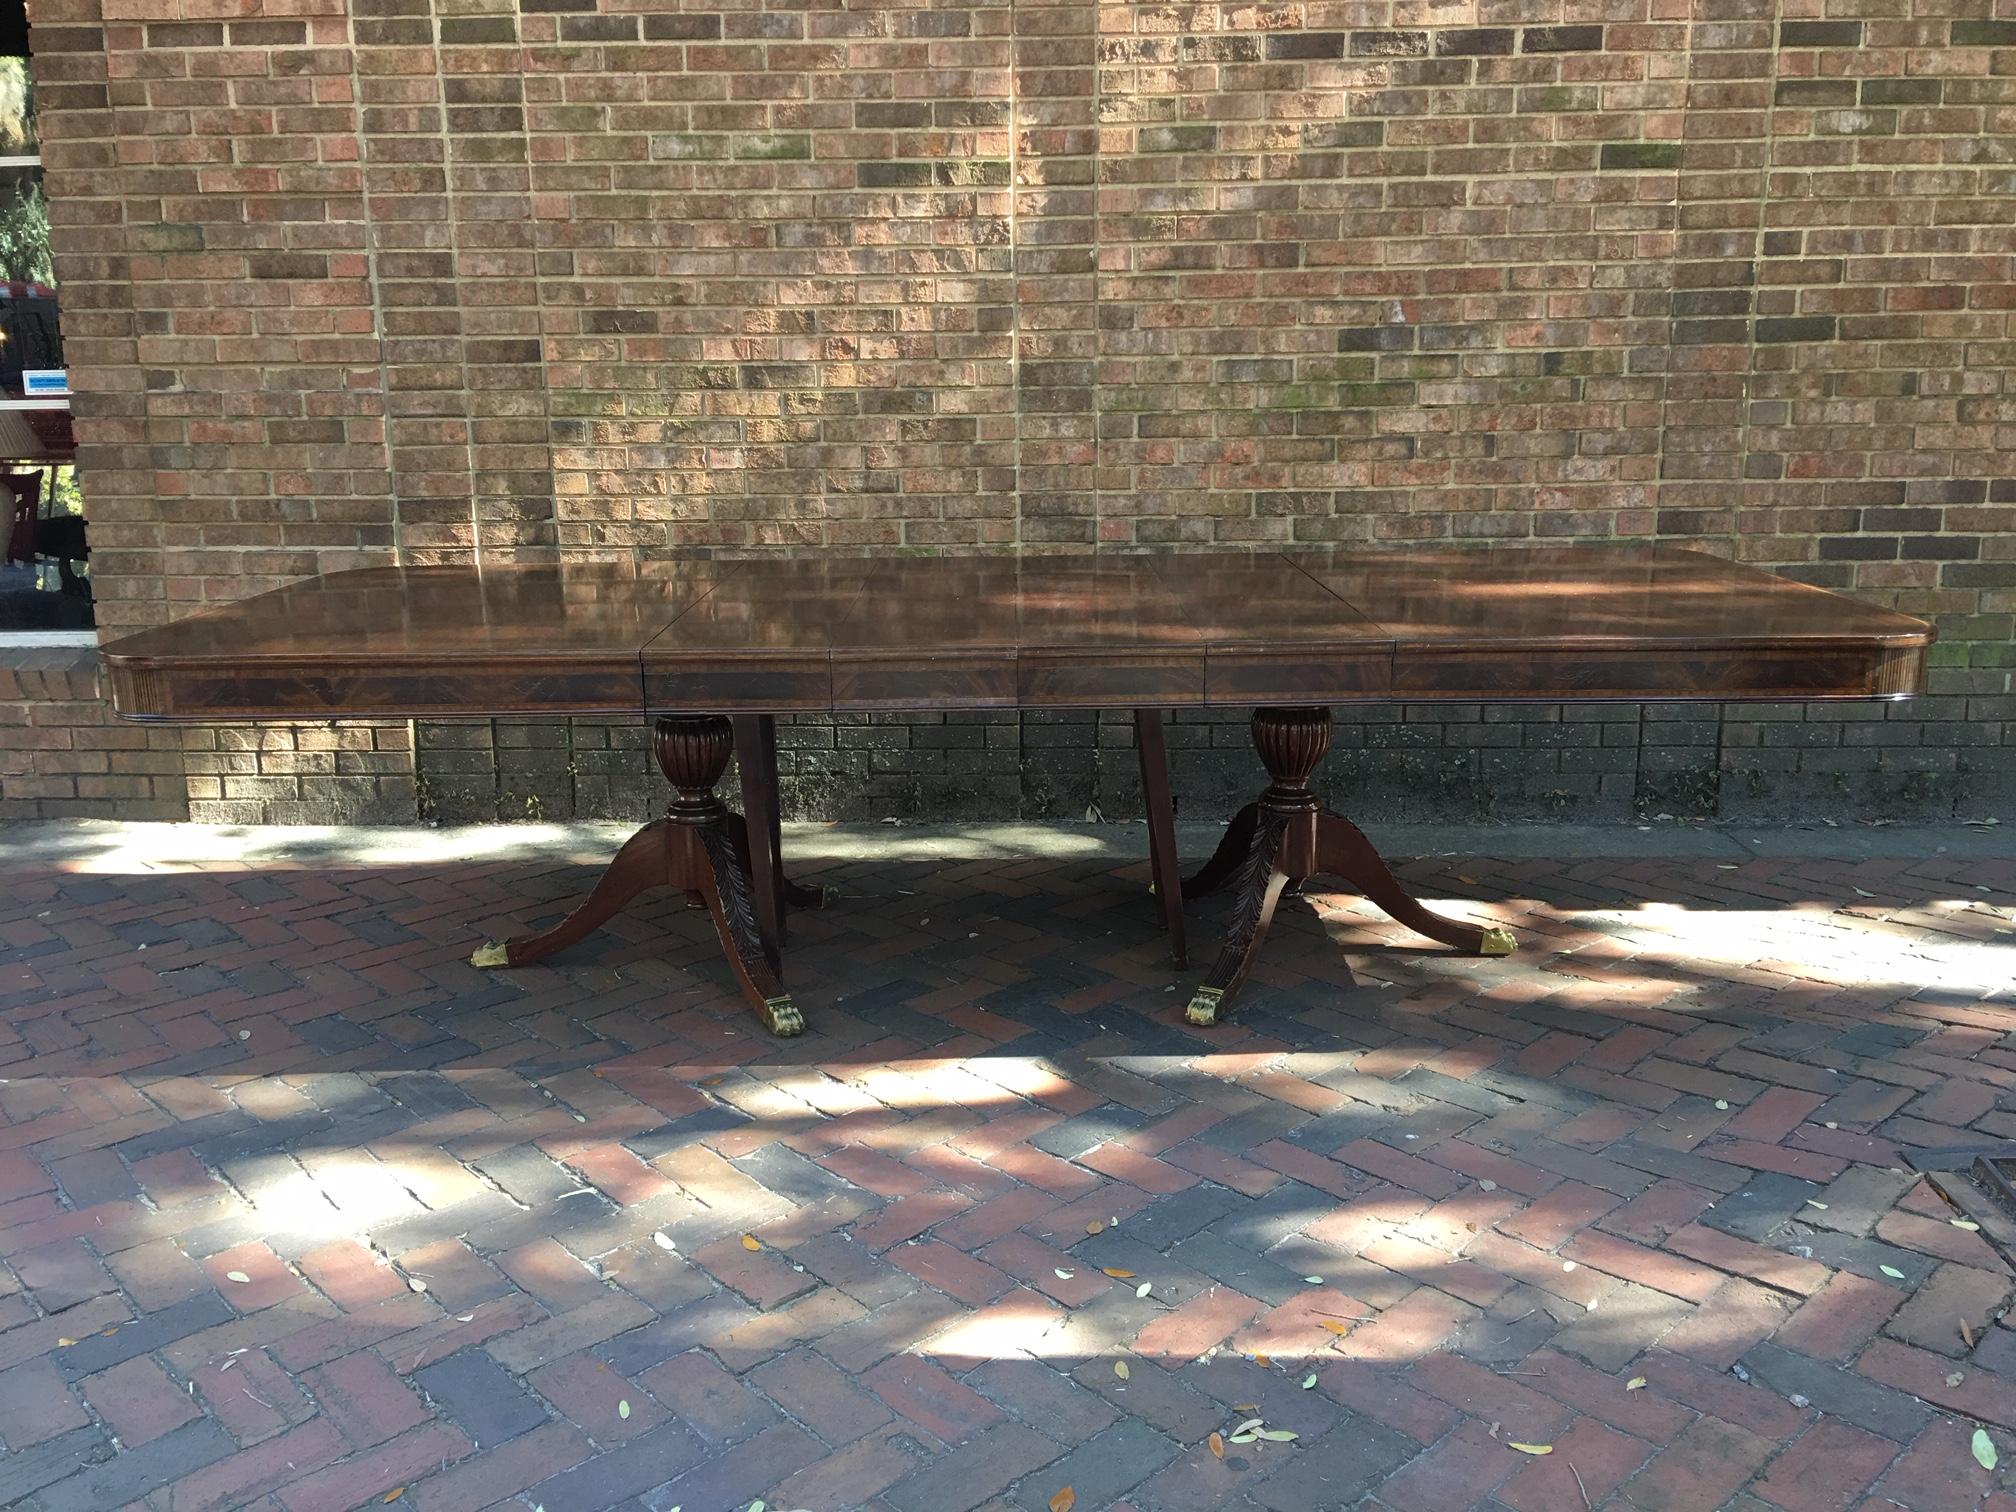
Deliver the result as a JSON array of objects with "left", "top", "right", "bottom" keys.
[
  {"left": 9, "top": 0, "right": 2013, "bottom": 823},
  {"left": 0, "top": 648, "right": 186, "bottom": 818}
]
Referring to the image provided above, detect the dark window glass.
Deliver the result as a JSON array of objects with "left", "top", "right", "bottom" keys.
[{"left": 0, "top": 0, "right": 87, "bottom": 631}]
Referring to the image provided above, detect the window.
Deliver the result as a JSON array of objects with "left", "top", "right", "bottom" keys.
[{"left": 0, "top": 0, "right": 85, "bottom": 635}]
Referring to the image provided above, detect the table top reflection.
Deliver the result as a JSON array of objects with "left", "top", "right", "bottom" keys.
[{"left": 1290, "top": 546, "right": 1930, "bottom": 649}]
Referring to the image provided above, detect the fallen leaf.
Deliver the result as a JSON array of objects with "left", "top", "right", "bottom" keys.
[
  {"left": 1087, "top": 1219, "right": 1105, "bottom": 1236},
  {"left": 1947, "top": 1371, "right": 1967, "bottom": 1387},
  {"left": 1055, "top": 1269, "right": 1075, "bottom": 1280},
  {"left": 1880, "top": 1265, "right": 1904, "bottom": 1279},
  {"left": 1209, "top": 1432, "right": 1225, "bottom": 1458},
  {"left": 407, "top": 1278, "right": 427, "bottom": 1293},
  {"left": 1625, "top": 1377, "right": 1646, "bottom": 1391},
  {"left": 384, "top": 1492, "right": 405, "bottom": 1505},
  {"left": 653, "top": 1232, "right": 677, "bottom": 1251},
  {"left": 1972, "top": 1428, "right": 1997, "bottom": 1471},
  {"left": 1320, "top": 1320, "right": 1351, "bottom": 1336},
  {"left": 226, "top": 1271, "right": 251, "bottom": 1284},
  {"left": 1135, "top": 1281, "right": 1152, "bottom": 1299},
  {"left": 1049, "top": 1487, "right": 1075, "bottom": 1512},
  {"left": 1478, "top": 1179, "right": 1497, "bottom": 1192},
  {"left": 1233, "top": 1404, "right": 1259, "bottom": 1413},
  {"left": 1260, "top": 1429, "right": 1298, "bottom": 1442},
  {"left": 1303, "top": 1276, "right": 1323, "bottom": 1284},
  {"left": 1961, "top": 1319, "right": 1975, "bottom": 1349},
  {"left": 1714, "top": 1100, "right": 1729, "bottom": 1111},
  {"left": 1300, "top": 1373, "right": 1317, "bottom": 1390},
  {"left": 1102, "top": 1268, "right": 1135, "bottom": 1278},
  {"left": 1508, "top": 1442, "right": 1553, "bottom": 1456},
  {"left": 1853, "top": 886, "right": 1874, "bottom": 897},
  {"left": 742, "top": 1235, "right": 762, "bottom": 1252},
  {"left": 1230, "top": 1418, "right": 1265, "bottom": 1438},
  {"left": 1229, "top": 1432, "right": 1259, "bottom": 1444},
  {"left": 1951, "top": 1219, "right": 1980, "bottom": 1231},
  {"left": 57, "top": 1338, "right": 74, "bottom": 1348},
  {"left": 1115, "top": 1361, "right": 1130, "bottom": 1380},
  {"left": 1251, "top": 1353, "right": 1270, "bottom": 1367},
  {"left": 618, "top": 1399, "right": 631, "bottom": 1420}
]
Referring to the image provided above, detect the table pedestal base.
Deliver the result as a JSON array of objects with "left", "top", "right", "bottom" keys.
[
  {"left": 1182, "top": 706, "right": 1516, "bottom": 1027},
  {"left": 472, "top": 714, "right": 811, "bottom": 1038}
]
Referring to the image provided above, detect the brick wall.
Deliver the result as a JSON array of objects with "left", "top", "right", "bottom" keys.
[
  {"left": 7, "top": 0, "right": 2012, "bottom": 825},
  {"left": 0, "top": 647, "right": 186, "bottom": 818}
]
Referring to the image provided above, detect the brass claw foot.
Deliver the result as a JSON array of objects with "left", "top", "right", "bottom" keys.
[
  {"left": 1185, "top": 986, "right": 1226, "bottom": 1027},
  {"left": 759, "top": 994, "right": 805, "bottom": 1037},
  {"left": 471, "top": 941, "right": 509, "bottom": 969},
  {"left": 1479, "top": 926, "right": 1517, "bottom": 956},
  {"left": 784, "top": 880, "right": 834, "bottom": 910}
]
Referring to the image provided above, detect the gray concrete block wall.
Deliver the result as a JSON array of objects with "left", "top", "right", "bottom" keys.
[{"left": 409, "top": 695, "right": 2015, "bottom": 827}]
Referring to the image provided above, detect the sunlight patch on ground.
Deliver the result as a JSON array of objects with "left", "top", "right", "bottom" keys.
[{"left": 1570, "top": 901, "right": 2014, "bottom": 996}]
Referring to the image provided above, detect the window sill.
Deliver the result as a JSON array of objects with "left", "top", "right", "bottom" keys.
[{"left": 0, "top": 630, "right": 95, "bottom": 649}]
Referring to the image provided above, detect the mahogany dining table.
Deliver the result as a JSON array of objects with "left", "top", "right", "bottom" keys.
[{"left": 101, "top": 548, "right": 1933, "bottom": 1036}]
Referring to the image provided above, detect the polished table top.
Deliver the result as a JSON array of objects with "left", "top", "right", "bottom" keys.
[{"left": 103, "top": 547, "right": 1933, "bottom": 721}]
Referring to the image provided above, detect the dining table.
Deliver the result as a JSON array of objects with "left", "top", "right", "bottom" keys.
[{"left": 101, "top": 547, "right": 1934, "bottom": 1036}]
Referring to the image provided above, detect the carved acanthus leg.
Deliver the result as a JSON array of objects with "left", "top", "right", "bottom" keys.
[
  {"left": 1133, "top": 708, "right": 1187, "bottom": 969},
  {"left": 692, "top": 818, "right": 802, "bottom": 1037},
  {"left": 1182, "top": 802, "right": 1258, "bottom": 900},
  {"left": 1314, "top": 812, "right": 1515, "bottom": 958},
  {"left": 1184, "top": 810, "right": 1292, "bottom": 1026},
  {"left": 475, "top": 714, "right": 805, "bottom": 1038},
  {"left": 472, "top": 819, "right": 674, "bottom": 969}
]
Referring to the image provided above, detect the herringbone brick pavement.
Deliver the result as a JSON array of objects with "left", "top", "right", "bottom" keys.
[{"left": 1, "top": 829, "right": 2013, "bottom": 1511}]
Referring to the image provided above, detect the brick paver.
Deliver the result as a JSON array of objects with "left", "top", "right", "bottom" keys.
[{"left": 1, "top": 832, "right": 2013, "bottom": 1510}]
